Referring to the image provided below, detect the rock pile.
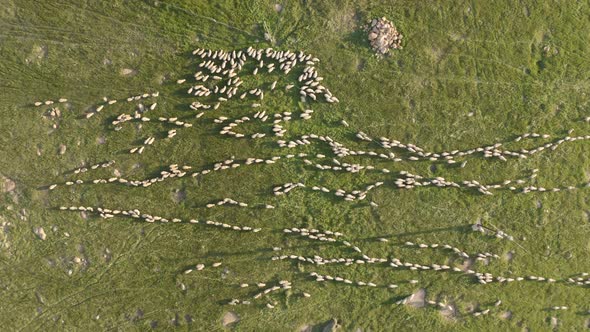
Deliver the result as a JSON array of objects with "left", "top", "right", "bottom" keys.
[{"left": 366, "top": 17, "right": 403, "bottom": 55}]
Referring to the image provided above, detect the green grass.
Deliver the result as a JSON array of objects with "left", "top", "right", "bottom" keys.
[{"left": 1, "top": 0, "right": 590, "bottom": 331}]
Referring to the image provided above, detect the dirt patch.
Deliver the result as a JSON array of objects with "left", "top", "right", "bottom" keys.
[
  {"left": 356, "top": 58, "right": 366, "bottom": 71},
  {"left": 1, "top": 0, "right": 17, "bottom": 18},
  {"left": 426, "top": 47, "right": 448, "bottom": 64},
  {"left": 327, "top": 9, "right": 359, "bottom": 34},
  {"left": 449, "top": 32, "right": 466, "bottom": 42}
]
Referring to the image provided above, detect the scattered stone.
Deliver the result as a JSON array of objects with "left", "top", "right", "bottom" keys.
[
  {"left": 222, "top": 311, "right": 240, "bottom": 327},
  {"left": 365, "top": 17, "right": 403, "bottom": 55},
  {"left": 33, "top": 227, "right": 47, "bottom": 240}
]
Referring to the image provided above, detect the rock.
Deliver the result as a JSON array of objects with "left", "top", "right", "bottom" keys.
[
  {"left": 35, "top": 291, "right": 46, "bottom": 304},
  {"left": 405, "top": 288, "right": 426, "bottom": 308},
  {"left": 472, "top": 219, "right": 483, "bottom": 232},
  {"left": 500, "top": 311, "right": 512, "bottom": 320},
  {"left": 551, "top": 316, "right": 559, "bottom": 329},
  {"left": 120, "top": 68, "right": 137, "bottom": 77},
  {"left": 465, "top": 302, "right": 478, "bottom": 314},
  {"left": 460, "top": 258, "right": 474, "bottom": 271},
  {"left": 505, "top": 251, "right": 514, "bottom": 262},
  {"left": 155, "top": 74, "right": 167, "bottom": 85},
  {"left": 368, "top": 32, "right": 377, "bottom": 40},
  {"left": 264, "top": 32, "right": 273, "bottom": 42},
  {"left": 58, "top": 144, "right": 67, "bottom": 155},
  {"left": 222, "top": 311, "right": 239, "bottom": 327},
  {"left": 1, "top": 177, "right": 16, "bottom": 192},
  {"left": 322, "top": 318, "right": 340, "bottom": 332},
  {"left": 273, "top": 3, "right": 283, "bottom": 12},
  {"left": 221, "top": 266, "right": 230, "bottom": 279},
  {"left": 170, "top": 313, "right": 180, "bottom": 326},
  {"left": 299, "top": 325, "right": 312, "bottom": 332},
  {"left": 440, "top": 303, "right": 457, "bottom": 320},
  {"left": 33, "top": 227, "right": 47, "bottom": 240},
  {"left": 172, "top": 189, "right": 186, "bottom": 203}
]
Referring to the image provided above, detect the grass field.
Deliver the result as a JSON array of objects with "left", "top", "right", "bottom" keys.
[{"left": 1, "top": 1, "right": 590, "bottom": 331}]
